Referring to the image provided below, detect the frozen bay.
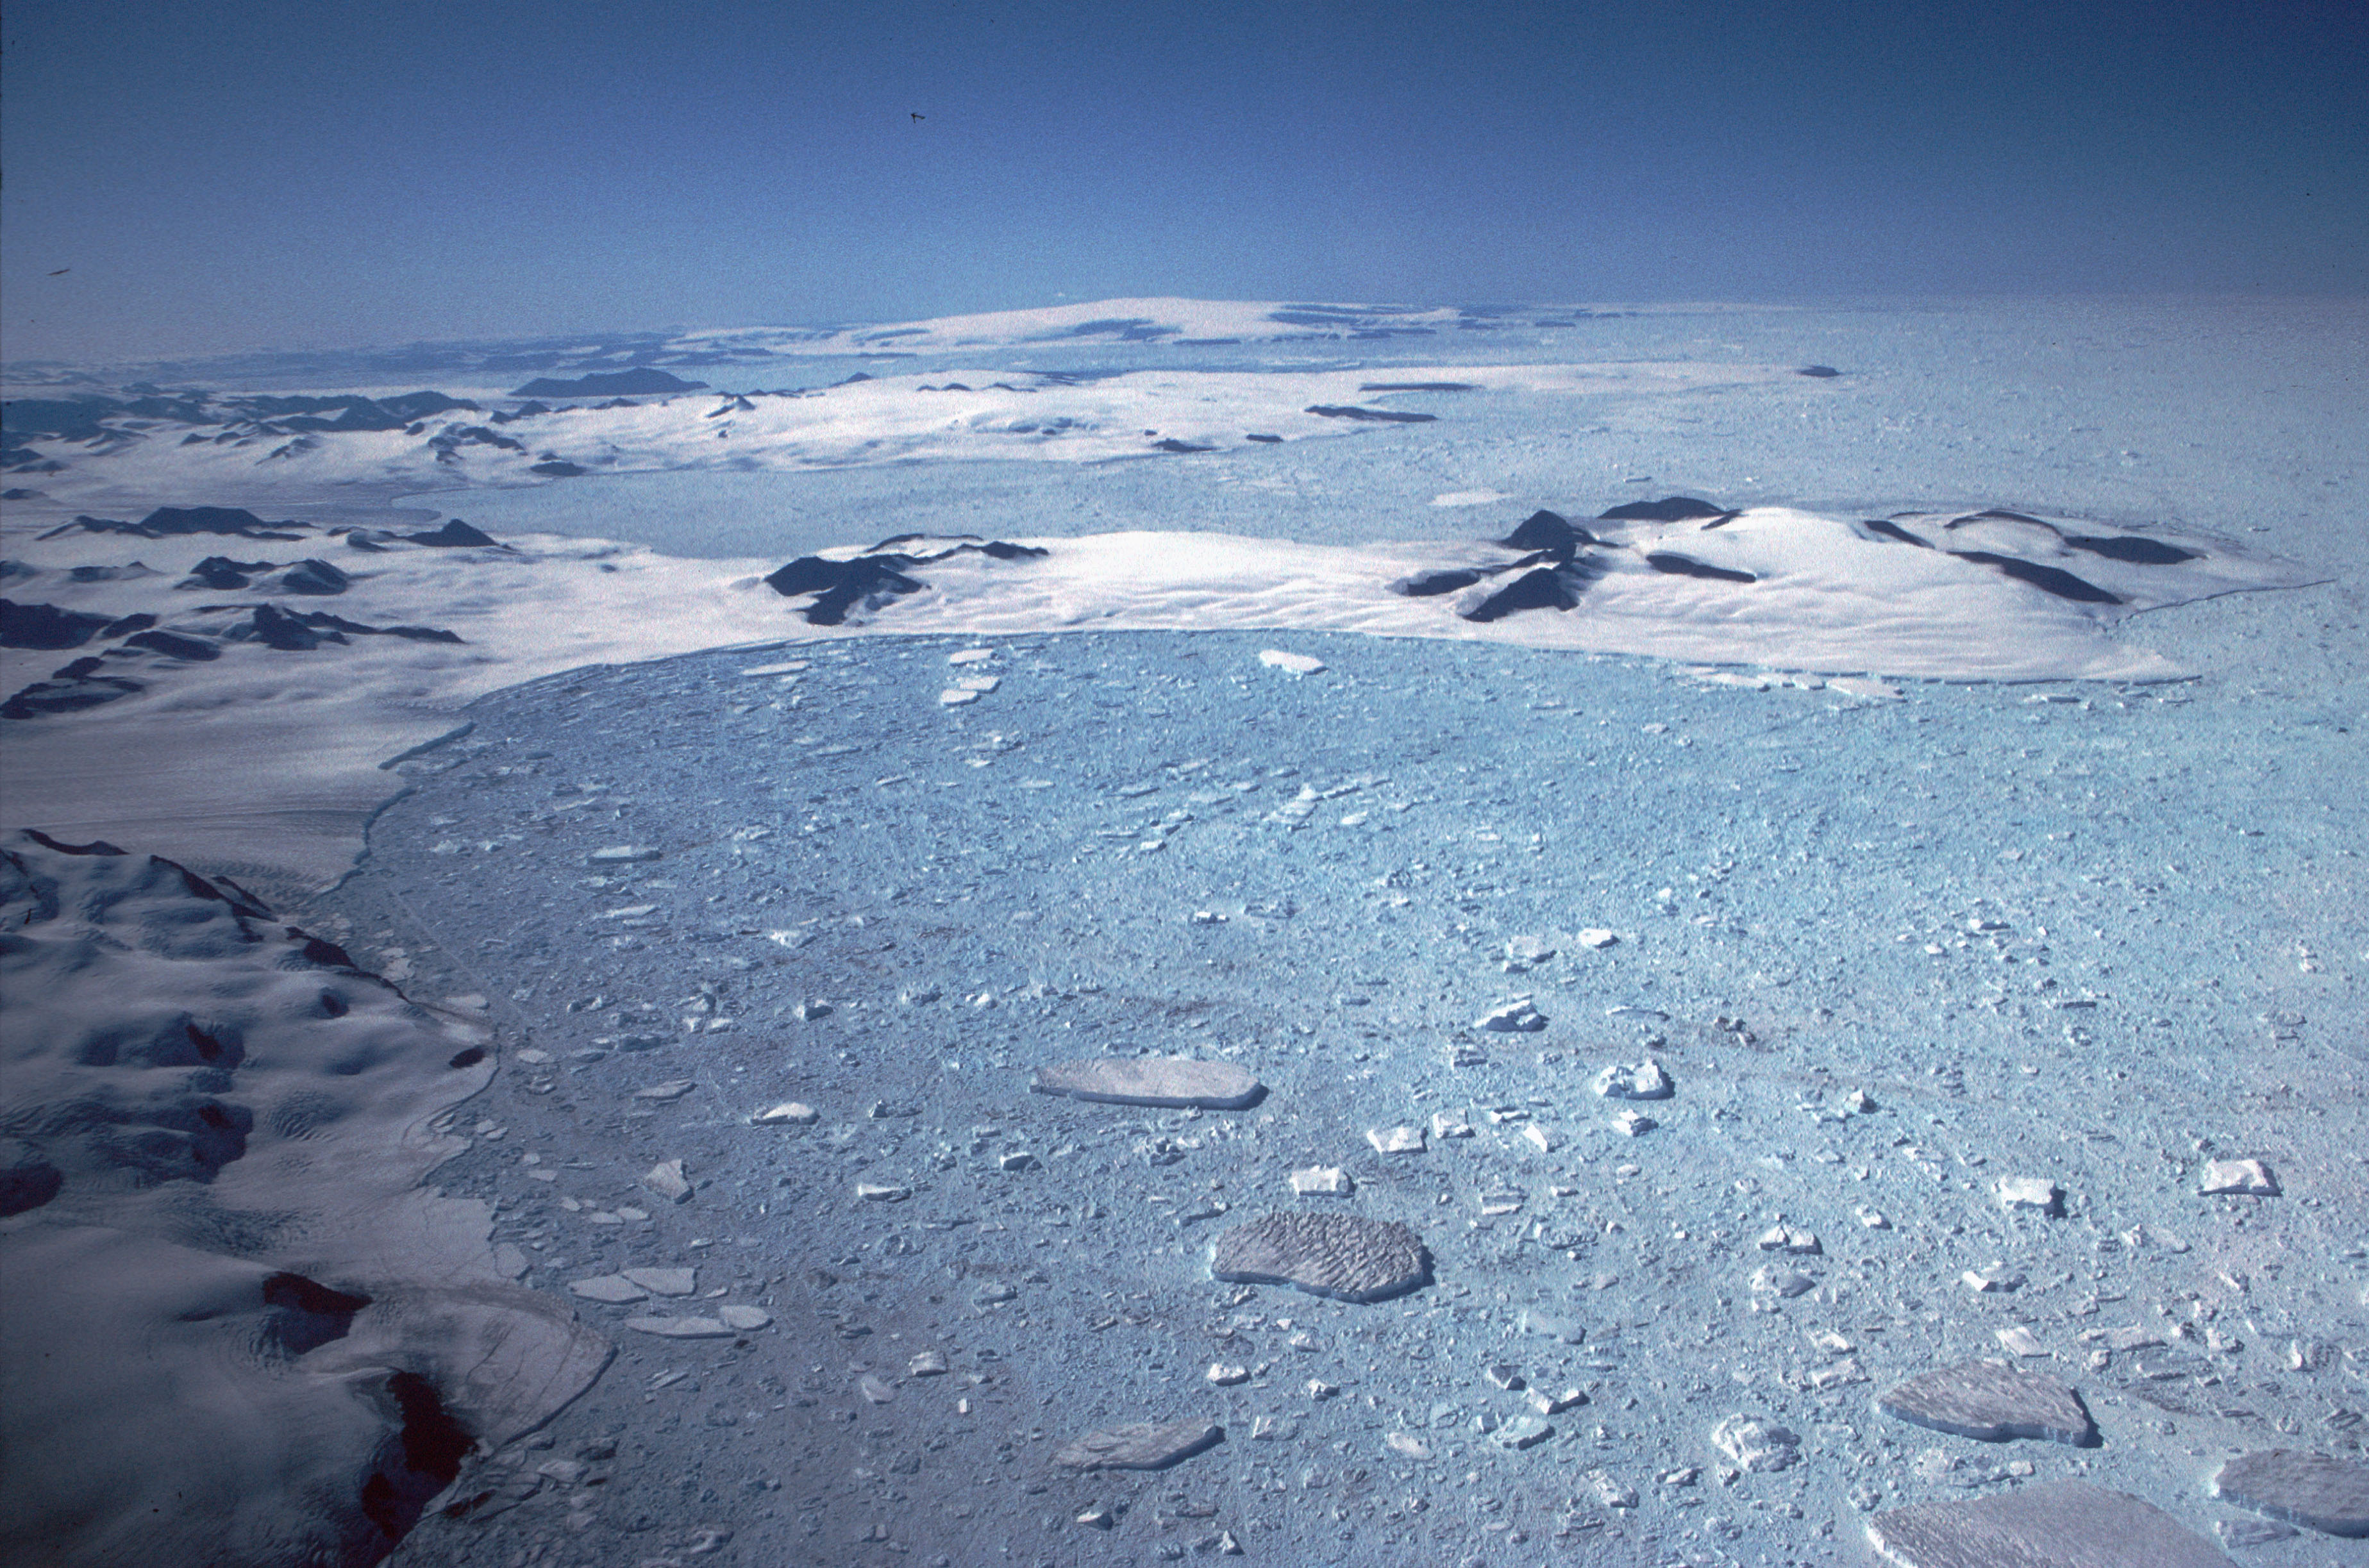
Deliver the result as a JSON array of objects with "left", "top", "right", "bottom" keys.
[{"left": 3, "top": 297, "right": 2363, "bottom": 1567}]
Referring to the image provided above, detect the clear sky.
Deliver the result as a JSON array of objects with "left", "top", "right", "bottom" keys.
[{"left": 4, "top": 0, "right": 2364, "bottom": 363}]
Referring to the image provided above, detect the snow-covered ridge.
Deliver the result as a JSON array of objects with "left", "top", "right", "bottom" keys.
[
  {"left": 4, "top": 359, "right": 1781, "bottom": 510},
  {"left": 1, "top": 497, "right": 2312, "bottom": 892},
  {"left": 1, "top": 297, "right": 1637, "bottom": 395},
  {"left": 0, "top": 834, "right": 610, "bottom": 1565}
]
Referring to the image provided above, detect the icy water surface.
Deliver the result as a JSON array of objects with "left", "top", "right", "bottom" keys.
[{"left": 359, "top": 628, "right": 2364, "bottom": 1567}]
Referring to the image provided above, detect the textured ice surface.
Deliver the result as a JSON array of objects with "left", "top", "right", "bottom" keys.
[
  {"left": 1867, "top": 1481, "right": 2234, "bottom": 1567},
  {"left": 1877, "top": 1360, "right": 2098, "bottom": 1445},
  {"left": 1208, "top": 1213, "right": 1430, "bottom": 1303},
  {"left": 2213, "top": 1450, "right": 2369, "bottom": 1537}
]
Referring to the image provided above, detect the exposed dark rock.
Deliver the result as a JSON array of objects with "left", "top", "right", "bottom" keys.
[
  {"left": 511, "top": 368, "right": 707, "bottom": 397},
  {"left": 1798, "top": 365, "right": 1841, "bottom": 377},
  {"left": 1498, "top": 509, "right": 1599, "bottom": 557},
  {"left": 275, "top": 559, "right": 350, "bottom": 596},
  {"left": 1863, "top": 519, "right": 1934, "bottom": 547},
  {"left": 1948, "top": 551, "right": 2121, "bottom": 604},
  {"left": 2, "top": 656, "right": 144, "bottom": 719},
  {"left": 1393, "top": 569, "right": 1486, "bottom": 597},
  {"left": 1244, "top": 433, "right": 1283, "bottom": 443},
  {"left": 176, "top": 557, "right": 278, "bottom": 591},
  {"left": 1646, "top": 553, "right": 1757, "bottom": 584},
  {"left": 98, "top": 613, "right": 156, "bottom": 637},
  {"left": 1152, "top": 438, "right": 1214, "bottom": 453},
  {"left": 399, "top": 519, "right": 498, "bottom": 547},
  {"left": 19, "top": 830, "right": 126, "bottom": 855},
  {"left": 1, "top": 599, "right": 115, "bottom": 649},
  {"left": 244, "top": 603, "right": 339, "bottom": 649},
  {"left": 428, "top": 426, "right": 527, "bottom": 463},
  {"left": 1598, "top": 496, "right": 1734, "bottom": 522},
  {"left": 121, "top": 630, "right": 221, "bottom": 661},
  {"left": 1462, "top": 563, "right": 1597, "bottom": 622},
  {"left": 2066, "top": 533, "right": 2199, "bottom": 565},
  {"left": 0, "top": 1147, "right": 63, "bottom": 1216},
  {"left": 764, "top": 556, "right": 926, "bottom": 627},
  {"left": 69, "top": 563, "right": 159, "bottom": 583},
  {"left": 40, "top": 506, "right": 305, "bottom": 542},
  {"left": 765, "top": 539, "right": 1048, "bottom": 626},
  {"left": 222, "top": 605, "right": 463, "bottom": 647},
  {"left": 528, "top": 460, "right": 586, "bottom": 477},
  {"left": 1304, "top": 405, "right": 1438, "bottom": 423},
  {"left": 1359, "top": 381, "right": 1478, "bottom": 392}
]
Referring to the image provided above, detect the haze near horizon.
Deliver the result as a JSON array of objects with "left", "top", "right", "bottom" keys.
[{"left": 4, "top": 0, "right": 2366, "bottom": 364}]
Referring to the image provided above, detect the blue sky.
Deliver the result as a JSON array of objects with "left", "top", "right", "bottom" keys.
[{"left": 4, "top": 0, "right": 2364, "bottom": 362}]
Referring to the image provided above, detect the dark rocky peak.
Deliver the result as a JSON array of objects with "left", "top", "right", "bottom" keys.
[
  {"left": 40, "top": 506, "right": 306, "bottom": 542},
  {"left": 1498, "top": 510, "right": 1600, "bottom": 558},
  {"left": 400, "top": 519, "right": 498, "bottom": 547},
  {"left": 510, "top": 368, "right": 707, "bottom": 397},
  {"left": 175, "top": 558, "right": 278, "bottom": 592},
  {"left": 1597, "top": 496, "right": 1736, "bottom": 524}
]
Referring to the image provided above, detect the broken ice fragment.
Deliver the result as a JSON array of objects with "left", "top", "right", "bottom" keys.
[
  {"left": 1385, "top": 1431, "right": 1432, "bottom": 1459},
  {"left": 753, "top": 1101, "right": 819, "bottom": 1125},
  {"left": 1876, "top": 1360, "right": 2098, "bottom": 1446},
  {"left": 1474, "top": 996, "right": 1546, "bottom": 1032},
  {"left": 2198, "top": 1158, "right": 2281, "bottom": 1196},
  {"left": 1756, "top": 1225, "right": 1820, "bottom": 1255},
  {"left": 1030, "top": 1056, "right": 1264, "bottom": 1110},
  {"left": 1867, "top": 1481, "right": 2233, "bottom": 1567},
  {"left": 1430, "top": 1110, "right": 1473, "bottom": 1139},
  {"left": 1366, "top": 1125, "right": 1426, "bottom": 1154},
  {"left": 623, "top": 1267, "right": 696, "bottom": 1297},
  {"left": 1594, "top": 1060, "right": 1673, "bottom": 1100},
  {"left": 641, "top": 1159, "right": 692, "bottom": 1203},
  {"left": 1518, "top": 1307, "right": 1586, "bottom": 1344},
  {"left": 1493, "top": 1416, "right": 1552, "bottom": 1450},
  {"left": 2213, "top": 1450, "right": 2369, "bottom": 1539},
  {"left": 1288, "top": 1165, "right": 1353, "bottom": 1196},
  {"left": 1054, "top": 1419, "right": 1224, "bottom": 1471},
  {"left": 567, "top": 1274, "right": 648, "bottom": 1304},
  {"left": 1751, "top": 1265, "right": 1817, "bottom": 1300},
  {"left": 1257, "top": 649, "right": 1325, "bottom": 674},
  {"left": 1711, "top": 1416, "right": 1800, "bottom": 1472},
  {"left": 1995, "top": 1175, "right": 2063, "bottom": 1215},
  {"left": 623, "top": 1316, "right": 733, "bottom": 1339}
]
